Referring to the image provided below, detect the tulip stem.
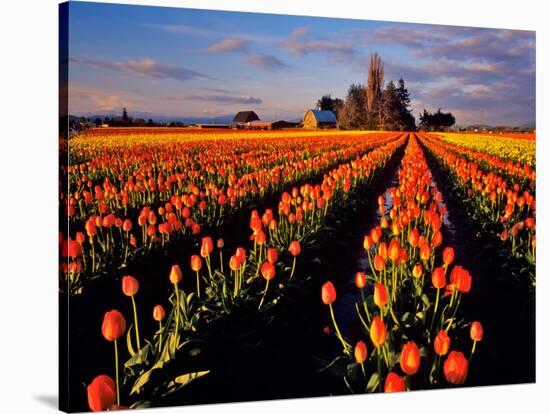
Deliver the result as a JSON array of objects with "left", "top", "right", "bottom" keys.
[
  {"left": 173, "top": 284, "right": 180, "bottom": 354},
  {"left": 329, "top": 303, "right": 351, "bottom": 353},
  {"left": 114, "top": 339, "right": 120, "bottom": 406},
  {"left": 289, "top": 256, "right": 297, "bottom": 279},
  {"left": 219, "top": 251, "right": 224, "bottom": 273},
  {"left": 158, "top": 321, "right": 163, "bottom": 353},
  {"left": 131, "top": 296, "right": 141, "bottom": 351},
  {"left": 430, "top": 288, "right": 440, "bottom": 333},
  {"left": 195, "top": 271, "right": 201, "bottom": 299},
  {"left": 470, "top": 340, "right": 477, "bottom": 359},
  {"left": 258, "top": 279, "right": 270, "bottom": 310}
]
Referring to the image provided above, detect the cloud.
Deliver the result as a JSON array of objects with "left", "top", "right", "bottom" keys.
[
  {"left": 167, "top": 94, "right": 263, "bottom": 105},
  {"left": 70, "top": 57, "right": 211, "bottom": 82},
  {"left": 207, "top": 37, "right": 251, "bottom": 53},
  {"left": 148, "top": 23, "right": 211, "bottom": 38},
  {"left": 282, "top": 25, "right": 355, "bottom": 62},
  {"left": 244, "top": 53, "right": 290, "bottom": 71}
]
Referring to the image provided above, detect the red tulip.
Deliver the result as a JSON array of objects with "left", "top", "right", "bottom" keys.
[
  {"left": 369, "top": 316, "right": 387, "bottom": 348},
  {"left": 434, "top": 330, "right": 451, "bottom": 356},
  {"left": 190, "top": 255, "right": 202, "bottom": 272},
  {"left": 321, "top": 281, "right": 337, "bottom": 305},
  {"left": 400, "top": 341, "right": 421, "bottom": 375},
  {"left": 289, "top": 240, "right": 301, "bottom": 256},
  {"left": 408, "top": 228, "right": 419, "bottom": 248},
  {"left": 470, "top": 321, "right": 483, "bottom": 342},
  {"left": 373, "top": 283, "right": 388, "bottom": 308},
  {"left": 169, "top": 264, "right": 182, "bottom": 284},
  {"left": 260, "top": 262, "right": 276, "bottom": 281},
  {"left": 87, "top": 375, "right": 116, "bottom": 412},
  {"left": 450, "top": 265, "right": 472, "bottom": 293},
  {"left": 355, "top": 271, "right": 367, "bottom": 289},
  {"left": 216, "top": 238, "right": 224, "bottom": 249},
  {"left": 267, "top": 247, "right": 279, "bottom": 264},
  {"left": 388, "top": 239, "right": 400, "bottom": 264},
  {"left": 153, "top": 305, "right": 165, "bottom": 321},
  {"left": 442, "top": 247, "right": 455, "bottom": 266},
  {"left": 384, "top": 372, "right": 406, "bottom": 392},
  {"left": 363, "top": 235, "right": 374, "bottom": 250},
  {"left": 101, "top": 310, "right": 126, "bottom": 342},
  {"left": 354, "top": 340, "right": 368, "bottom": 364},
  {"left": 431, "top": 267, "right": 446, "bottom": 289},
  {"left": 122, "top": 219, "right": 132, "bottom": 232},
  {"left": 229, "top": 255, "right": 241, "bottom": 271},
  {"left": 443, "top": 351, "right": 469, "bottom": 385},
  {"left": 121, "top": 275, "right": 139, "bottom": 296}
]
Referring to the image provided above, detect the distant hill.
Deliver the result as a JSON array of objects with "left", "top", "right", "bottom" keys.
[{"left": 75, "top": 113, "right": 236, "bottom": 125}]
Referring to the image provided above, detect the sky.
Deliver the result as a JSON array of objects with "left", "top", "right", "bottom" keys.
[{"left": 66, "top": 1, "right": 536, "bottom": 126}]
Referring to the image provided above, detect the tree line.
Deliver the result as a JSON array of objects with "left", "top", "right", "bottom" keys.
[{"left": 316, "top": 53, "right": 455, "bottom": 131}]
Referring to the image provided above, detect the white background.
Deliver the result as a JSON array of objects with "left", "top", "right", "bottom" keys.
[{"left": 0, "top": 0, "right": 547, "bottom": 412}]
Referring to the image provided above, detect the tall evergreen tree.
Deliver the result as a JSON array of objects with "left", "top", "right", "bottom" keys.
[{"left": 366, "top": 53, "right": 384, "bottom": 127}]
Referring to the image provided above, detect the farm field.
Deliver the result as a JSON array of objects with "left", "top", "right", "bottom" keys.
[{"left": 60, "top": 128, "right": 535, "bottom": 411}]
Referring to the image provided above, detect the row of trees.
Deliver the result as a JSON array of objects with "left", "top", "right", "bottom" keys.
[{"left": 317, "top": 53, "right": 455, "bottom": 132}]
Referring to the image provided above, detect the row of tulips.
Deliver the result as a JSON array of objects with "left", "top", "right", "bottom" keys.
[
  {"left": 84, "top": 135, "right": 408, "bottom": 410},
  {"left": 322, "top": 134, "right": 482, "bottom": 393},
  {"left": 65, "top": 134, "right": 396, "bottom": 222},
  {"left": 418, "top": 134, "right": 535, "bottom": 284},
  {"left": 435, "top": 132, "right": 535, "bottom": 172},
  {"left": 60, "top": 133, "right": 401, "bottom": 294}
]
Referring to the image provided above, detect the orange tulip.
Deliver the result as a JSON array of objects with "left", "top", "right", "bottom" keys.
[
  {"left": 200, "top": 236, "right": 214, "bottom": 258},
  {"left": 101, "top": 310, "right": 126, "bottom": 342},
  {"left": 321, "top": 281, "right": 337, "bottom": 305},
  {"left": 434, "top": 330, "right": 451, "bottom": 356},
  {"left": 388, "top": 240, "right": 400, "bottom": 264},
  {"left": 450, "top": 265, "right": 472, "bottom": 293},
  {"left": 153, "top": 305, "right": 166, "bottom": 321},
  {"left": 400, "top": 341, "right": 421, "bottom": 375},
  {"left": 363, "top": 235, "right": 374, "bottom": 250},
  {"left": 443, "top": 351, "right": 469, "bottom": 385},
  {"left": 190, "top": 255, "right": 202, "bottom": 272},
  {"left": 369, "top": 316, "right": 387, "bottom": 348},
  {"left": 229, "top": 255, "right": 241, "bottom": 271},
  {"left": 373, "top": 283, "right": 388, "bottom": 308},
  {"left": 354, "top": 340, "right": 368, "bottom": 364},
  {"left": 420, "top": 243, "right": 431, "bottom": 261},
  {"left": 87, "top": 375, "right": 116, "bottom": 412},
  {"left": 373, "top": 254, "right": 385, "bottom": 272},
  {"left": 384, "top": 372, "right": 406, "bottom": 392},
  {"left": 355, "top": 271, "right": 367, "bottom": 289},
  {"left": 121, "top": 275, "right": 139, "bottom": 297},
  {"left": 169, "top": 264, "right": 182, "bottom": 284},
  {"left": 412, "top": 263, "right": 423, "bottom": 279},
  {"left": 470, "top": 321, "right": 483, "bottom": 341}
]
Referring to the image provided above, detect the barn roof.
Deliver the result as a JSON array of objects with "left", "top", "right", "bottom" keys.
[
  {"left": 233, "top": 111, "right": 259, "bottom": 123},
  {"left": 305, "top": 109, "right": 337, "bottom": 123}
]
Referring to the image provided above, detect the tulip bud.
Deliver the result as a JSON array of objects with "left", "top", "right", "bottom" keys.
[
  {"left": 431, "top": 267, "right": 446, "bottom": 289},
  {"left": 434, "top": 330, "right": 451, "bottom": 356},
  {"left": 443, "top": 351, "right": 469, "bottom": 385},
  {"left": 321, "top": 281, "right": 337, "bottom": 305},
  {"left": 354, "top": 340, "right": 368, "bottom": 364},
  {"left": 412, "top": 263, "right": 423, "bottom": 279},
  {"left": 87, "top": 375, "right": 116, "bottom": 412},
  {"left": 190, "top": 255, "right": 202, "bottom": 272},
  {"left": 442, "top": 247, "right": 455, "bottom": 266},
  {"left": 200, "top": 236, "right": 214, "bottom": 258},
  {"left": 355, "top": 271, "right": 367, "bottom": 289},
  {"left": 267, "top": 247, "right": 279, "bottom": 264},
  {"left": 101, "top": 310, "right": 126, "bottom": 342},
  {"left": 400, "top": 341, "right": 421, "bottom": 375},
  {"left": 153, "top": 304, "right": 166, "bottom": 322},
  {"left": 369, "top": 316, "right": 387, "bottom": 348},
  {"left": 470, "top": 321, "right": 483, "bottom": 342},
  {"left": 384, "top": 372, "right": 406, "bottom": 392},
  {"left": 260, "top": 262, "right": 276, "bottom": 281},
  {"left": 169, "top": 264, "right": 183, "bottom": 284},
  {"left": 289, "top": 240, "right": 301, "bottom": 256},
  {"left": 373, "top": 254, "right": 385, "bottom": 272},
  {"left": 373, "top": 283, "right": 388, "bottom": 308},
  {"left": 121, "top": 275, "right": 139, "bottom": 297}
]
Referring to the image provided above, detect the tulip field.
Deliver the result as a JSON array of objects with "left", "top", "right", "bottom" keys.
[{"left": 60, "top": 128, "right": 535, "bottom": 412}]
